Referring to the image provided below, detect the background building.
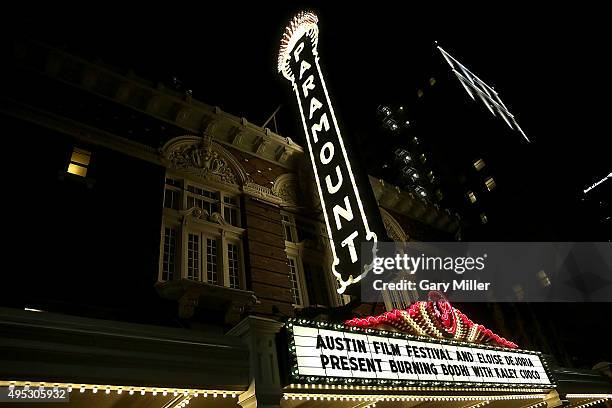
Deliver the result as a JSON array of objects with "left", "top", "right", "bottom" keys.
[{"left": 359, "top": 46, "right": 610, "bottom": 242}]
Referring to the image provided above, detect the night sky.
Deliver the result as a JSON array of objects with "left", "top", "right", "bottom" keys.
[{"left": 9, "top": 3, "right": 610, "bottom": 208}]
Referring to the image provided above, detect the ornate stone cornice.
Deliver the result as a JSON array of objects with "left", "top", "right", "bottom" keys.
[
  {"left": 13, "top": 41, "right": 304, "bottom": 170},
  {"left": 161, "top": 135, "right": 249, "bottom": 186}
]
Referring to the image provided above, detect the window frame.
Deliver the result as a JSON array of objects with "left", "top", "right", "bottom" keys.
[
  {"left": 159, "top": 173, "right": 246, "bottom": 290},
  {"left": 282, "top": 211, "right": 347, "bottom": 308},
  {"left": 67, "top": 147, "right": 91, "bottom": 177}
]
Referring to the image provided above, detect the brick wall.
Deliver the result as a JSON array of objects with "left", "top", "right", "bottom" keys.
[{"left": 243, "top": 196, "right": 294, "bottom": 318}]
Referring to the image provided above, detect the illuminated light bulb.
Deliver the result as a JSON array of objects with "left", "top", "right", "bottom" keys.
[
  {"left": 80, "top": 386, "right": 85, "bottom": 393},
  {"left": 105, "top": 388, "right": 110, "bottom": 395},
  {"left": 140, "top": 390, "right": 145, "bottom": 395},
  {"left": 92, "top": 387, "right": 98, "bottom": 394},
  {"left": 129, "top": 389, "right": 134, "bottom": 395},
  {"left": 231, "top": 393, "right": 236, "bottom": 398},
  {"left": 117, "top": 389, "right": 123, "bottom": 395},
  {"left": 223, "top": 393, "right": 227, "bottom": 398},
  {"left": 152, "top": 391, "right": 157, "bottom": 396},
  {"left": 203, "top": 393, "right": 208, "bottom": 398},
  {"left": 67, "top": 386, "right": 72, "bottom": 393},
  {"left": 213, "top": 393, "right": 217, "bottom": 398},
  {"left": 162, "top": 390, "right": 167, "bottom": 396},
  {"left": 193, "top": 392, "right": 197, "bottom": 397},
  {"left": 173, "top": 391, "right": 178, "bottom": 396}
]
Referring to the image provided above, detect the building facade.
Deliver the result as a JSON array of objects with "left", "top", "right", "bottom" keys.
[{"left": 0, "top": 41, "right": 610, "bottom": 408}]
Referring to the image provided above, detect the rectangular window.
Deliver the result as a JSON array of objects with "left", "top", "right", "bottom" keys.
[
  {"left": 206, "top": 238, "right": 218, "bottom": 285},
  {"left": 67, "top": 147, "right": 91, "bottom": 177},
  {"left": 288, "top": 257, "right": 302, "bottom": 305},
  {"left": 164, "top": 178, "right": 182, "bottom": 210},
  {"left": 187, "top": 185, "right": 219, "bottom": 215},
  {"left": 281, "top": 214, "right": 296, "bottom": 242},
  {"left": 474, "top": 158, "right": 486, "bottom": 171},
  {"left": 228, "top": 243, "right": 240, "bottom": 289},
  {"left": 467, "top": 191, "right": 477, "bottom": 204},
  {"left": 224, "top": 207, "right": 238, "bottom": 226},
  {"left": 223, "top": 195, "right": 240, "bottom": 227},
  {"left": 187, "top": 233, "right": 200, "bottom": 281},
  {"left": 485, "top": 177, "right": 496, "bottom": 191},
  {"left": 162, "top": 227, "right": 176, "bottom": 281}
]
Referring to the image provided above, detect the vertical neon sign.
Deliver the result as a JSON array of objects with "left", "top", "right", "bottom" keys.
[{"left": 278, "top": 12, "right": 378, "bottom": 294}]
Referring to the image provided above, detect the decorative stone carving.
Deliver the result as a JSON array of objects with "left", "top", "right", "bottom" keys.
[
  {"left": 255, "top": 137, "right": 270, "bottom": 154},
  {"left": 272, "top": 173, "right": 298, "bottom": 205},
  {"left": 380, "top": 207, "right": 409, "bottom": 242},
  {"left": 162, "top": 135, "right": 248, "bottom": 186},
  {"left": 229, "top": 126, "right": 246, "bottom": 146},
  {"left": 210, "top": 212, "right": 230, "bottom": 227}
]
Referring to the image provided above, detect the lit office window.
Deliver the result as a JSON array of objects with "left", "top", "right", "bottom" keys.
[
  {"left": 228, "top": 243, "right": 240, "bottom": 289},
  {"left": 377, "top": 105, "right": 392, "bottom": 117},
  {"left": 162, "top": 227, "right": 176, "bottom": 281},
  {"left": 67, "top": 147, "right": 91, "bottom": 177},
  {"left": 415, "top": 186, "right": 428, "bottom": 198},
  {"left": 468, "top": 191, "right": 477, "bottom": 204},
  {"left": 485, "top": 177, "right": 496, "bottom": 191},
  {"left": 480, "top": 213, "right": 488, "bottom": 224},
  {"left": 383, "top": 117, "right": 399, "bottom": 131},
  {"left": 474, "top": 158, "right": 486, "bottom": 171}
]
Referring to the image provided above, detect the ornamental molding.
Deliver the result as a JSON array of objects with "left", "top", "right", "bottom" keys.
[
  {"left": 161, "top": 135, "right": 249, "bottom": 186},
  {"left": 272, "top": 173, "right": 299, "bottom": 205},
  {"left": 380, "top": 207, "right": 409, "bottom": 242}
]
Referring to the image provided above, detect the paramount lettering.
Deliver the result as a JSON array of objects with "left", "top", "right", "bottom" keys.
[{"left": 279, "top": 12, "right": 380, "bottom": 294}]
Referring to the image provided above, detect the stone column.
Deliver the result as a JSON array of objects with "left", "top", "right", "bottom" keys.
[{"left": 228, "top": 316, "right": 285, "bottom": 408}]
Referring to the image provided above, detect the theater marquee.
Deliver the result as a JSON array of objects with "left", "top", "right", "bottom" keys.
[
  {"left": 278, "top": 12, "right": 379, "bottom": 294},
  {"left": 284, "top": 320, "right": 553, "bottom": 388}
]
